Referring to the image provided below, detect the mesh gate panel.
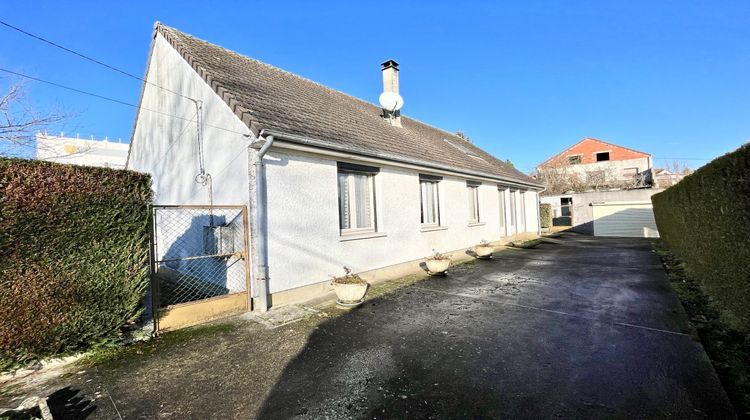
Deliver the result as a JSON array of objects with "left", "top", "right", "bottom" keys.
[{"left": 152, "top": 206, "right": 248, "bottom": 307}]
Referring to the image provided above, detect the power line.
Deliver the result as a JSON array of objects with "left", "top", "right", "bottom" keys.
[
  {"left": 0, "top": 19, "right": 194, "bottom": 101},
  {"left": 0, "top": 67, "right": 250, "bottom": 137},
  {"left": 653, "top": 157, "right": 712, "bottom": 161}
]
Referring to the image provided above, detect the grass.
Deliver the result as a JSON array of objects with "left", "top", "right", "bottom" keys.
[
  {"left": 653, "top": 240, "right": 750, "bottom": 417},
  {"left": 78, "top": 322, "right": 237, "bottom": 368}
]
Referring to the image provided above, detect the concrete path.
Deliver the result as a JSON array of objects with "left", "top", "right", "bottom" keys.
[{"left": 3, "top": 234, "right": 733, "bottom": 418}]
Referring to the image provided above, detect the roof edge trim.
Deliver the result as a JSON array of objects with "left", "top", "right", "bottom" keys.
[{"left": 260, "top": 129, "right": 544, "bottom": 190}]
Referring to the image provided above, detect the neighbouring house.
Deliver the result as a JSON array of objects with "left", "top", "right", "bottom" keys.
[
  {"left": 127, "top": 23, "right": 543, "bottom": 321},
  {"left": 536, "top": 138, "right": 663, "bottom": 237},
  {"left": 536, "top": 137, "right": 653, "bottom": 192},
  {"left": 36, "top": 133, "right": 129, "bottom": 169},
  {"left": 651, "top": 168, "right": 688, "bottom": 188}
]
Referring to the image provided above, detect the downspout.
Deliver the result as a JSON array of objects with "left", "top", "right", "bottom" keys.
[{"left": 253, "top": 135, "right": 274, "bottom": 312}]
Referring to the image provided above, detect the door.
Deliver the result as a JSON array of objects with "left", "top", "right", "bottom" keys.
[
  {"left": 558, "top": 197, "right": 573, "bottom": 226},
  {"left": 508, "top": 190, "right": 517, "bottom": 235},
  {"left": 519, "top": 191, "right": 527, "bottom": 233},
  {"left": 498, "top": 188, "right": 507, "bottom": 236},
  {"left": 592, "top": 201, "right": 659, "bottom": 237}
]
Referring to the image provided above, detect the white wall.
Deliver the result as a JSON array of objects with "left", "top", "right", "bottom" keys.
[
  {"left": 128, "top": 34, "right": 253, "bottom": 206},
  {"left": 264, "top": 149, "right": 540, "bottom": 293},
  {"left": 37, "top": 135, "right": 129, "bottom": 169},
  {"left": 128, "top": 33, "right": 540, "bottom": 297}
]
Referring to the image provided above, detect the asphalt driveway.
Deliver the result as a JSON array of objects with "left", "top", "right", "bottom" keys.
[
  {"left": 256, "top": 234, "right": 733, "bottom": 418},
  {"left": 4, "top": 234, "right": 734, "bottom": 418}
]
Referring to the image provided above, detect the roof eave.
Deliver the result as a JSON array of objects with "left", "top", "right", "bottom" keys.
[{"left": 259, "top": 128, "right": 544, "bottom": 190}]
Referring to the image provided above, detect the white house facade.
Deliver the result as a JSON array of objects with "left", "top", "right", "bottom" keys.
[{"left": 128, "top": 23, "right": 543, "bottom": 315}]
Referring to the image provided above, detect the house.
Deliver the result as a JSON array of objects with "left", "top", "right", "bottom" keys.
[
  {"left": 536, "top": 138, "right": 661, "bottom": 237},
  {"left": 536, "top": 137, "right": 653, "bottom": 192},
  {"left": 127, "top": 23, "right": 543, "bottom": 323},
  {"left": 652, "top": 168, "right": 688, "bottom": 188},
  {"left": 36, "top": 133, "right": 129, "bottom": 169}
]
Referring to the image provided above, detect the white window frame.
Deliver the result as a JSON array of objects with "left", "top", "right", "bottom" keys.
[
  {"left": 509, "top": 189, "right": 517, "bottom": 229},
  {"left": 338, "top": 170, "right": 376, "bottom": 235},
  {"left": 498, "top": 187, "right": 507, "bottom": 235},
  {"left": 420, "top": 179, "right": 441, "bottom": 227},
  {"left": 468, "top": 184, "right": 480, "bottom": 224},
  {"left": 520, "top": 190, "right": 527, "bottom": 231}
]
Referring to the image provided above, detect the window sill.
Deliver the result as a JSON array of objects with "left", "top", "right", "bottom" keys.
[
  {"left": 467, "top": 222, "right": 486, "bottom": 227},
  {"left": 420, "top": 225, "right": 448, "bottom": 233},
  {"left": 339, "top": 231, "right": 388, "bottom": 242}
]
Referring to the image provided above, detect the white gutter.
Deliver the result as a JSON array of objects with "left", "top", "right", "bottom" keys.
[{"left": 260, "top": 129, "right": 544, "bottom": 191}]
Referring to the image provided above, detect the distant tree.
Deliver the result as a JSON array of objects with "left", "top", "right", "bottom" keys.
[
  {"left": 1, "top": 78, "right": 67, "bottom": 157},
  {"left": 455, "top": 130, "right": 471, "bottom": 142},
  {"left": 504, "top": 159, "right": 514, "bottom": 168}
]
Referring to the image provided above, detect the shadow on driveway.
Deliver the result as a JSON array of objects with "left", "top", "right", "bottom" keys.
[{"left": 257, "top": 234, "right": 734, "bottom": 418}]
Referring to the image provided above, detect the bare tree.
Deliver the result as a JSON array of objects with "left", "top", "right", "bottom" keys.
[{"left": 0, "top": 78, "right": 68, "bottom": 157}]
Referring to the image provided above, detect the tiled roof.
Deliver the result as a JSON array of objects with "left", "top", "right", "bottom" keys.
[{"left": 155, "top": 23, "right": 539, "bottom": 187}]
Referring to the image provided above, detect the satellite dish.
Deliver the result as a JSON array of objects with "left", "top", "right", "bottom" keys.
[{"left": 379, "top": 91, "right": 404, "bottom": 112}]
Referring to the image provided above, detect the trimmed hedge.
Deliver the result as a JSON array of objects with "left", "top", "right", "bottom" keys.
[
  {"left": 652, "top": 143, "right": 750, "bottom": 331},
  {"left": 0, "top": 158, "right": 152, "bottom": 366},
  {"left": 539, "top": 203, "right": 552, "bottom": 229}
]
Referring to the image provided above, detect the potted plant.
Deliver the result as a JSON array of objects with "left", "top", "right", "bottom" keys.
[
  {"left": 424, "top": 249, "right": 451, "bottom": 276},
  {"left": 331, "top": 266, "right": 369, "bottom": 308},
  {"left": 474, "top": 240, "right": 494, "bottom": 259}
]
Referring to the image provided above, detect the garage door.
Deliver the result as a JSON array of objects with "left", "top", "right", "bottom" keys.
[{"left": 592, "top": 201, "right": 659, "bottom": 238}]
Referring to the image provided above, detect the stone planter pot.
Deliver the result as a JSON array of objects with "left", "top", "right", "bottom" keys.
[
  {"left": 425, "top": 258, "right": 451, "bottom": 276},
  {"left": 474, "top": 244, "right": 494, "bottom": 258},
  {"left": 332, "top": 282, "right": 369, "bottom": 308}
]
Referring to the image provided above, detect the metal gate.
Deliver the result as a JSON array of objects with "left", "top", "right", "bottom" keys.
[{"left": 150, "top": 205, "right": 250, "bottom": 332}]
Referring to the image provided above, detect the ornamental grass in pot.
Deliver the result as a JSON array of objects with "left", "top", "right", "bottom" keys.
[
  {"left": 425, "top": 249, "right": 451, "bottom": 276},
  {"left": 331, "top": 266, "right": 369, "bottom": 308},
  {"left": 474, "top": 239, "right": 494, "bottom": 259}
]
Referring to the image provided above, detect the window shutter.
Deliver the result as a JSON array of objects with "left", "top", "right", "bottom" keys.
[{"left": 338, "top": 172, "right": 350, "bottom": 229}]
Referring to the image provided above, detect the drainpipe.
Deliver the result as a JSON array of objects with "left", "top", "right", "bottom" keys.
[{"left": 253, "top": 135, "right": 274, "bottom": 312}]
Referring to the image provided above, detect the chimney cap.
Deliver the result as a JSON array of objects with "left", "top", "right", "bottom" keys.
[{"left": 381, "top": 59, "right": 399, "bottom": 71}]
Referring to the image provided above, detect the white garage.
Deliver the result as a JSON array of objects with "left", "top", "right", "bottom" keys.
[{"left": 591, "top": 201, "right": 660, "bottom": 238}]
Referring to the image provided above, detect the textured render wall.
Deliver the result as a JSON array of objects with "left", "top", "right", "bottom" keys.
[
  {"left": 541, "top": 188, "right": 663, "bottom": 234},
  {"left": 128, "top": 34, "right": 253, "bottom": 206},
  {"left": 264, "top": 149, "right": 539, "bottom": 293}
]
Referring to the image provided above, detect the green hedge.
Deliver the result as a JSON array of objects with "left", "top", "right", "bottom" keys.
[
  {"left": 0, "top": 158, "right": 152, "bottom": 366},
  {"left": 539, "top": 203, "right": 552, "bottom": 229},
  {"left": 652, "top": 143, "right": 750, "bottom": 331}
]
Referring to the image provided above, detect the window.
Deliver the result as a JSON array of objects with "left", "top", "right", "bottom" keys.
[
  {"left": 568, "top": 155, "right": 582, "bottom": 165},
  {"left": 419, "top": 174, "right": 442, "bottom": 227},
  {"left": 622, "top": 167, "right": 638, "bottom": 178},
  {"left": 509, "top": 190, "right": 517, "bottom": 226},
  {"left": 338, "top": 162, "right": 378, "bottom": 234},
  {"left": 519, "top": 190, "right": 527, "bottom": 228},
  {"left": 467, "top": 181, "right": 481, "bottom": 223},
  {"left": 596, "top": 152, "right": 610, "bottom": 162}
]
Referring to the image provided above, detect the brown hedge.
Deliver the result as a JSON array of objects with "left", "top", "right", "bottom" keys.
[
  {"left": 0, "top": 158, "right": 152, "bottom": 366},
  {"left": 651, "top": 143, "right": 750, "bottom": 331}
]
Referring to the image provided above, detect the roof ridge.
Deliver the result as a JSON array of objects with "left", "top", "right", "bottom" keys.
[
  {"left": 156, "top": 23, "right": 482, "bottom": 146},
  {"left": 150, "top": 22, "right": 538, "bottom": 186},
  {"left": 156, "top": 24, "right": 386, "bottom": 115}
]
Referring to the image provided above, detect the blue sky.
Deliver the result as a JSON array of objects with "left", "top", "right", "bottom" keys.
[{"left": 1, "top": 1, "right": 749, "bottom": 173}]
